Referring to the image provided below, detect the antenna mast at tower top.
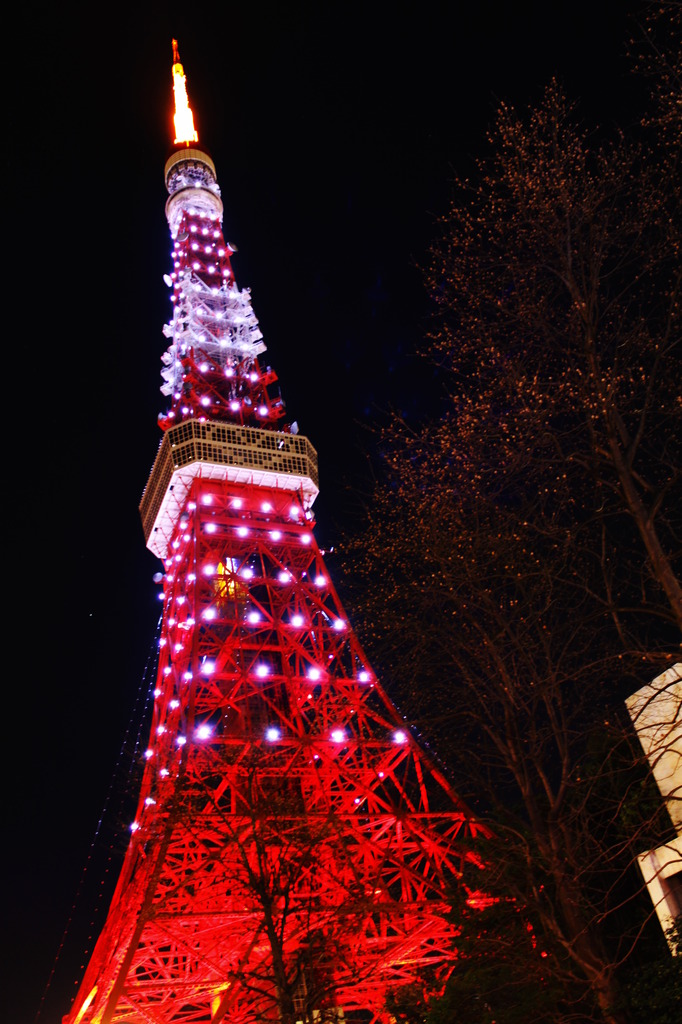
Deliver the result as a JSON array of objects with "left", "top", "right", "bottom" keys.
[{"left": 171, "top": 39, "right": 198, "bottom": 146}]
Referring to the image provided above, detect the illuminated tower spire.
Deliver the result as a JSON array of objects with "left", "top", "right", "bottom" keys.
[
  {"left": 62, "top": 43, "right": 488, "bottom": 1024},
  {"left": 160, "top": 41, "right": 286, "bottom": 439},
  {"left": 172, "top": 39, "right": 198, "bottom": 146}
]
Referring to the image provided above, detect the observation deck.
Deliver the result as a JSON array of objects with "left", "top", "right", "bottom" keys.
[
  {"left": 140, "top": 418, "right": 319, "bottom": 559},
  {"left": 164, "top": 147, "right": 223, "bottom": 233}
]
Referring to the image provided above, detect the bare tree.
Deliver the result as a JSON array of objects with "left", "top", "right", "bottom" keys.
[
  {"left": 197, "top": 760, "right": 355, "bottom": 1024},
  {"left": 420, "top": 76, "right": 681, "bottom": 633},
  {"left": 343, "top": 453, "right": 680, "bottom": 1023},
  {"left": 340, "top": 11, "right": 681, "bottom": 1021}
]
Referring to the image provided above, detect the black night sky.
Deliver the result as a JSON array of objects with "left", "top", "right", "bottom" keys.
[{"left": 4, "top": 3, "right": 650, "bottom": 1021}]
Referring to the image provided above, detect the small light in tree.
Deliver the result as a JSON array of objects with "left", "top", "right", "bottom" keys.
[{"left": 265, "top": 726, "right": 281, "bottom": 742}]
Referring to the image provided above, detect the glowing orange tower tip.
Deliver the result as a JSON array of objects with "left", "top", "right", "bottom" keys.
[
  {"left": 62, "top": 45, "right": 490, "bottom": 1024},
  {"left": 172, "top": 39, "right": 198, "bottom": 146}
]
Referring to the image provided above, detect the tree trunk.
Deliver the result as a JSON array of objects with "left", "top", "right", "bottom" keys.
[{"left": 605, "top": 423, "right": 682, "bottom": 631}]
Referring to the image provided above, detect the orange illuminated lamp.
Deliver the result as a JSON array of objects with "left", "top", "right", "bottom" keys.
[{"left": 171, "top": 39, "right": 198, "bottom": 146}]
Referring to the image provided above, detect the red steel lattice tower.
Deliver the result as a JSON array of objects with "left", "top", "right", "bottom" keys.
[{"left": 64, "top": 44, "right": 488, "bottom": 1024}]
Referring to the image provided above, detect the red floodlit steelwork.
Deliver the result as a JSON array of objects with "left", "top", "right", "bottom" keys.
[{"left": 63, "top": 43, "right": 489, "bottom": 1024}]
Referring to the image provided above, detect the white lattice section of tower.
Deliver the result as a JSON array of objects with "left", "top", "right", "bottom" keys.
[{"left": 161, "top": 274, "right": 266, "bottom": 396}]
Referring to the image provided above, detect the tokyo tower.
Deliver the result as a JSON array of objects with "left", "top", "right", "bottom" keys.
[{"left": 63, "top": 43, "right": 487, "bottom": 1024}]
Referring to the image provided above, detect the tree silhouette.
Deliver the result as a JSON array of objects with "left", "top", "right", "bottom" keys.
[{"left": 341, "top": 9, "right": 681, "bottom": 1022}]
